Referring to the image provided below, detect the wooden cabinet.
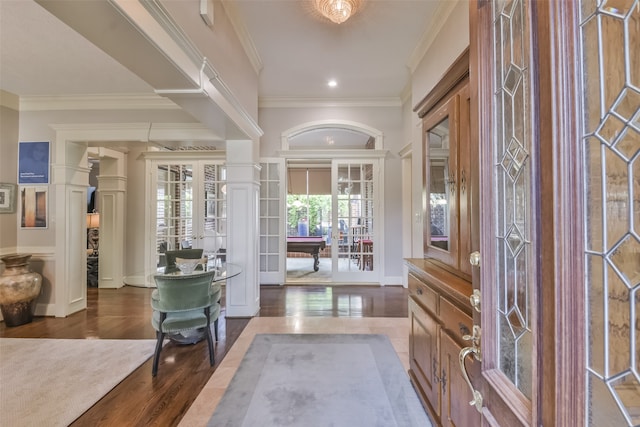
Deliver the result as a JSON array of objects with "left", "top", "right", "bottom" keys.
[
  {"left": 407, "top": 260, "right": 480, "bottom": 427},
  {"left": 414, "top": 49, "right": 474, "bottom": 280}
]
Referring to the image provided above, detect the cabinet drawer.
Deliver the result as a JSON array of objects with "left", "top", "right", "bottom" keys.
[
  {"left": 440, "top": 297, "right": 473, "bottom": 345},
  {"left": 409, "top": 274, "right": 439, "bottom": 314}
]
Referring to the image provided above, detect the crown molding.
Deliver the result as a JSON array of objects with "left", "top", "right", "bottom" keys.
[
  {"left": 221, "top": 0, "right": 263, "bottom": 75},
  {"left": 18, "top": 94, "right": 179, "bottom": 112},
  {"left": 259, "top": 97, "right": 402, "bottom": 109},
  {"left": 407, "top": 0, "right": 461, "bottom": 73}
]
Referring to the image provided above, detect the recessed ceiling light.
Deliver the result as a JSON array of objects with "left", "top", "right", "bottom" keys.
[{"left": 328, "top": 79, "right": 338, "bottom": 88}]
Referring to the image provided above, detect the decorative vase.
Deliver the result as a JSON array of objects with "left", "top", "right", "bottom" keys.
[{"left": 0, "top": 254, "right": 42, "bottom": 327}]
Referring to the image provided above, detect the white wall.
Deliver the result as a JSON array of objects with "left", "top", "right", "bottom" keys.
[
  {"left": 163, "top": 0, "right": 259, "bottom": 121},
  {"left": 0, "top": 93, "right": 19, "bottom": 255},
  {"left": 259, "top": 105, "right": 406, "bottom": 281},
  {"left": 407, "top": 0, "right": 469, "bottom": 258}
]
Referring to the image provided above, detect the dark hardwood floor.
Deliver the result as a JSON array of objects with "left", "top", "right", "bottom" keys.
[{"left": 0, "top": 284, "right": 408, "bottom": 426}]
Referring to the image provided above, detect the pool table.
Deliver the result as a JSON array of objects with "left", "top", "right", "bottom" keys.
[{"left": 287, "top": 236, "right": 327, "bottom": 271}]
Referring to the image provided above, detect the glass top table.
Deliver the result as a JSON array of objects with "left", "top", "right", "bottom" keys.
[{"left": 154, "top": 262, "right": 242, "bottom": 281}]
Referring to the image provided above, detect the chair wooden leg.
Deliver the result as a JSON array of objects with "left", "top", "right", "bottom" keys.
[
  {"left": 206, "top": 324, "right": 215, "bottom": 366},
  {"left": 214, "top": 318, "right": 219, "bottom": 341},
  {"left": 152, "top": 331, "right": 165, "bottom": 377}
]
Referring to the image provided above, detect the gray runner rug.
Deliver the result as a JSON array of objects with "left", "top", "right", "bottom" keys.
[{"left": 208, "top": 334, "right": 432, "bottom": 427}]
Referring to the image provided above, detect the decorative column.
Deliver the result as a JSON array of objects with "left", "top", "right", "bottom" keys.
[{"left": 225, "top": 139, "right": 260, "bottom": 317}]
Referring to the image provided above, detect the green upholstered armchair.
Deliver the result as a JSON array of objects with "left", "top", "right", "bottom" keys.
[
  {"left": 150, "top": 270, "right": 221, "bottom": 376},
  {"left": 163, "top": 249, "right": 204, "bottom": 274}
]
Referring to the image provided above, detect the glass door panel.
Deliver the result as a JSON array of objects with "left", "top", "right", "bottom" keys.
[
  {"left": 155, "top": 163, "right": 194, "bottom": 269},
  {"left": 260, "top": 161, "right": 285, "bottom": 284},
  {"left": 580, "top": 1, "right": 640, "bottom": 425},
  {"left": 154, "top": 161, "right": 226, "bottom": 272},
  {"left": 332, "top": 160, "right": 378, "bottom": 282}
]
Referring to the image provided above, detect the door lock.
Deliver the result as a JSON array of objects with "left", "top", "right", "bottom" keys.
[{"left": 470, "top": 289, "right": 481, "bottom": 313}]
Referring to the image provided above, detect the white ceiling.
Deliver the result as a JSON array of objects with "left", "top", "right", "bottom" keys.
[
  {"left": 0, "top": 0, "right": 438, "bottom": 100},
  {"left": 0, "top": 0, "right": 439, "bottom": 150}
]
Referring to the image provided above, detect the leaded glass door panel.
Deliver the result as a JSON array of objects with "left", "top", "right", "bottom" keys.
[{"left": 472, "top": 0, "right": 539, "bottom": 425}]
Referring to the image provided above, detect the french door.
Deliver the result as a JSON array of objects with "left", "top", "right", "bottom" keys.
[
  {"left": 331, "top": 159, "right": 379, "bottom": 282},
  {"left": 149, "top": 158, "right": 226, "bottom": 281}
]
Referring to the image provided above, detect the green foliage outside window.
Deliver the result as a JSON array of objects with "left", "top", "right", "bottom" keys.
[{"left": 287, "top": 194, "right": 332, "bottom": 236}]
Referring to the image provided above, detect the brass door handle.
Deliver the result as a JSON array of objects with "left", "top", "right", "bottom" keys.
[{"left": 459, "top": 345, "right": 483, "bottom": 413}]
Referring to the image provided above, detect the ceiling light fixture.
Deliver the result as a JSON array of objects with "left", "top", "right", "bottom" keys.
[
  {"left": 328, "top": 79, "right": 338, "bottom": 87},
  {"left": 314, "top": 0, "right": 361, "bottom": 24}
]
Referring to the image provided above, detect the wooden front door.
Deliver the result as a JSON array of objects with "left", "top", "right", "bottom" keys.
[{"left": 466, "top": 0, "right": 639, "bottom": 426}]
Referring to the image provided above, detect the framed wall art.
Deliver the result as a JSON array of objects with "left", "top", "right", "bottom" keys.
[
  {"left": 0, "top": 183, "right": 17, "bottom": 214},
  {"left": 18, "top": 141, "right": 50, "bottom": 184},
  {"left": 20, "top": 186, "right": 48, "bottom": 228}
]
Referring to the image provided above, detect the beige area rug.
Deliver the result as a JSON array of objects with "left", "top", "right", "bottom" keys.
[
  {"left": 180, "top": 317, "right": 412, "bottom": 426},
  {"left": 0, "top": 338, "right": 156, "bottom": 427}
]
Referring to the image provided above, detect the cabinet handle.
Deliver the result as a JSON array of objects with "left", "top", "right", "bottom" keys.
[
  {"left": 448, "top": 172, "right": 456, "bottom": 195},
  {"left": 460, "top": 168, "right": 466, "bottom": 194},
  {"left": 432, "top": 358, "right": 440, "bottom": 383},
  {"left": 441, "top": 369, "right": 447, "bottom": 394}
]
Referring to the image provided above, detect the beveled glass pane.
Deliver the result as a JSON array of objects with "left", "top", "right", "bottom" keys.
[
  {"left": 501, "top": 14, "right": 512, "bottom": 82},
  {"left": 634, "top": 157, "right": 640, "bottom": 233},
  {"left": 614, "top": 128, "right": 640, "bottom": 160},
  {"left": 601, "top": 0, "right": 636, "bottom": 15},
  {"left": 497, "top": 165, "right": 508, "bottom": 235},
  {"left": 499, "top": 314, "right": 516, "bottom": 382},
  {"left": 514, "top": 166, "right": 528, "bottom": 226},
  {"left": 610, "top": 374, "right": 640, "bottom": 426},
  {"left": 607, "top": 264, "right": 632, "bottom": 376},
  {"left": 514, "top": 245, "right": 528, "bottom": 323},
  {"left": 614, "top": 89, "right": 640, "bottom": 122},
  {"left": 609, "top": 235, "right": 640, "bottom": 286},
  {"left": 629, "top": 6, "right": 640, "bottom": 89},
  {"left": 516, "top": 328, "right": 533, "bottom": 399},
  {"left": 605, "top": 146, "right": 629, "bottom": 249},
  {"left": 601, "top": 14, "right": 626, "bottom": 109},
  {"left": 588, "top": 372, "right": 629, "bottom": 427},
  {"left": 581, "top": 15, "right": 603, "bottom": 134},
  {"left": 585, "top": 137, "right": 605, "bottom": 252},
  {"left": 498, "top": 237, "right": 508, "bottom": 312},
  {"left": 494, "top": 0, "right": 532, "bottom": 399},
  {"left": 581, "top": 0, "right": 599, "bottom": 21},
  {"left": 607, "top": 268, "right": 635, "bottom": 377},
  {"left": 510, "top": 0, "right": 524, "bottom": 68},
  {"left": 583, "top": 1, "right": 637, "bottom": 417},
  {"left": 597, "top": 114, "right": 626, "bottom": 146}
]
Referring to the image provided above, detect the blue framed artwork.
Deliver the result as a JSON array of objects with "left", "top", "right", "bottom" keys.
[{"left": 18, "top": 141, "right": 50, "bottom": 184}]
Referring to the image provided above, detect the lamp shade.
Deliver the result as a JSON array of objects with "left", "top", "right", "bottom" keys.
[{"left": 86, "top": 213, "right": 100, "bottom": 229}]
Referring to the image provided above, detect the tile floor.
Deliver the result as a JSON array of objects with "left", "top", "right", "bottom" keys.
[{"left": 178, "top": 316, "right": 410, "bottom": 426}]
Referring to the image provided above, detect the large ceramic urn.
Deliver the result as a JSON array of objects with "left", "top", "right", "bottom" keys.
[{"left": 0, "top": 254, "right": 42, "bottom": 327}]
